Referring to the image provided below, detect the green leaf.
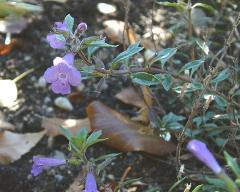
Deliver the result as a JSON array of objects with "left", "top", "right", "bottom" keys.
[
  {"left": 195, "top": 39, "right": 209, "bottom": 55},
  {"left": 214, "top": 96, "right": 227, "bottom": 107},
  {"left": 161, "top": 74, "right": 172, "bottom": 91},
  {"left": 55, "top": 34, "right": 66, "bottom": 42},
  {"left": 192, "top": 184, "right": 203, "bottom": 192},
  {"left": 211, "top": 69, "right": 230, "bottom": 84},
  {"left": 94, "top": 153, "right": 120, "bottom": 162},
  {"left": 206, "top": 177, "right": 225, "bottom": 189},
  {"left": 181, "top": 60, "right": 204, "bottom": 76},
  {"left": 87, "top": 39, "right": 118, "bottom": 58},
  {"left": 148, "top": 48, "right": 177, "bottom": 66},
  {"left": 163, "top": 112, "right": 185, "bottom": 123},
  {"left": 64, "top": 14, "right": 74, "bottom": 33},
  {"left": 192, "top": 3, "right": 215, "bottom": 13},
  {"left": 224, "top": 151, "right": 240, "bottom": 178},
  {"left": 156, "top": 1, "right": 185, "bottom": 12},
  {"left": 76, "top": 128, "right": 88, "bottom": 142},
  {"left": 71, "top": 136, "right": 84, "bottom": 150},
  {"left": 111, "top": 42, "right": 143, "bottom": 67},
  {"left": 131, "top": 72, "right": 161, "bottom": 86},
  {"left": 85, "top": 130, "right": 106, "bottom": 148},
  {"left": 59, "top": 126, "right": 72, "bottom": 140}
]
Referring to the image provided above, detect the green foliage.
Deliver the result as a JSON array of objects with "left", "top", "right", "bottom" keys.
[
  {"left": 180, "top": 60, "right": 205, "bottom": 76},
  {"left": 148, "top": 48, "right": 177, "bottom": 66},
  {"left": 224, "top": 152, "right": 240, "bottom": 178},
  {"left": 111, "top": 42, "right": 144, "bottom": 67},
  {"left": 64, "top": 14, "right": 74, "bottom": 33},
  {"left": 131, "top": 72, "right": 161, "bottom": 86}
]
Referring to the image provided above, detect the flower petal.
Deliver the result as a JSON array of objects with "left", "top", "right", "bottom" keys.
[
  {"left": 44, "top": 66, "right": 58, "bottom": 83},
  {"left": 51, "top": 80, "right": 71, "bottom": 95},
  {"left": 53, "top": 57, "right": 66, "bottom": 66},
  {"left": 63, "top": 53, "right": 75, "bottom": 65},
  {"left": 31, "top": 164, "right": 43, "bottom": 176},
  {"left": 54, "top": 21, "right": 68, "bottom": 32},
  {"left": 85, "top": 172, "right": 98, "bottom": 192},
  {"left": 68, "top": 68, "right": 81, "bottom": 86},
  {"left": 187, "top": 140, "right": 222, "bottom": 174},
  {"left": 46, "top": 34, "right": 65, "bottom": 49}
]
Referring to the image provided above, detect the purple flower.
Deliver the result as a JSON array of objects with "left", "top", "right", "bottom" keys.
[
  {"left": 46, "top": 34, "right": 66, "bottom": 49},
  {"left": 31, "top": 156, "right": 66, "bottom": 176},
  {"left": 84, "top": 172, "right": 98, "bottom": 192},
  {"left": 44, "top": 53, "right": 81, "bottom": 95},
  {"left": 46, "top": 21, "right": 68, "bottom": 49},
  {"left": 75, "top": 22, "right": 87, "bottom": 35},
  {"left": 187, "top": 139, "right": 222, "bottom": 174},
  {"left": 54, "top": 21, "right": 68, "bottom": 32}
]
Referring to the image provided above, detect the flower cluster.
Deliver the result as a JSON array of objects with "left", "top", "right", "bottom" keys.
[{"left": 44, "top": 16, "right": 87, "bottom": 94}]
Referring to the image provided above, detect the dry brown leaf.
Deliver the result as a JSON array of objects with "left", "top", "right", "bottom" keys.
[
  {"left": 0, "top": 112, "right": 15, "bottom": 130},
  {"left": 115, "top": 87, "right": 144, "bottom": 108},
  {"left": 41, "top": 117, "right": 90, "bottom": 137},
  {"left": 115, "top": 86, "right": 162, "bottom": 124},
  {"left": 103, "top": 20, "right": 137, "bottom": 45},
  {"left": 87, "top": 101, "right": 176, "bottom": 156},
  {"left": 0, "top": 39, "right": 17, "bottom": 56},
  {"left": 0, "top": 130, "right": 45, "bottom": 164}
]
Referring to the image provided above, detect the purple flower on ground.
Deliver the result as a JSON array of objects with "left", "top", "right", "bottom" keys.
[
  {"left": 46, "top": 21, "right": 68, "bottom": 49},
  {"left": 84, "top": 172, "right": 98, "bottom": 192},
  {"left": 187, "top": 139, "right": 222, "bottom": 174},
  {"left": 75, "top": 22, "right": 87, "bottom": 34},
  {"left": 44, "top": 53, "right": 81, "bottom": 95},
  {"left": 31, "top": 156, "right": 66, "bottom": 176}
]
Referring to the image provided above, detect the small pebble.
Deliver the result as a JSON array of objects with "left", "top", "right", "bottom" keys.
[
  {"left": 54, "top": 97, "right": 73, "bottom": 111},
  {"left": 36, "top": 76, "right": 47, "bottom": 88}
]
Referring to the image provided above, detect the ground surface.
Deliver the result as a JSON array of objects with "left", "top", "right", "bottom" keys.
[{"left": 0, "top": 1, "right": 178, "bottom": 191}]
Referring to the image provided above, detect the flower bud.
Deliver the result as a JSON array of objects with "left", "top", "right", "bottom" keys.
[
  {"left": 187, "top": 139, "right": 222, "bottom": 174},
  {"left": 75, "top": 22, "right": 87, "bottom": 34}
]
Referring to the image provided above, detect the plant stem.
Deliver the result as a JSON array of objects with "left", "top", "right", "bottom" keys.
[{"left": 13, "top": 68, "right": 35, "bottom": 83}]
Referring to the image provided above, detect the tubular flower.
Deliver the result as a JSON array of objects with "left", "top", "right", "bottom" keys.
[
  {"left": 44, "top": 53, "right": 81, "bottom": 94},
  {"left": 31, "top": 156, "right": 66, "bottom": 176},
  {"left": 187, "top": 139, "right": 222, "bottom": 174},
  {"left": 84, "top": 172, "right": 98, "bottom": 192},
  {"left": 46, "top": 21, "right": 68, "bottom": 49}
]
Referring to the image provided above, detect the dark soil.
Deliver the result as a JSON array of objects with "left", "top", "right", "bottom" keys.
[{"left": 0, "top": 0, "right": 179, "bottom": 191}]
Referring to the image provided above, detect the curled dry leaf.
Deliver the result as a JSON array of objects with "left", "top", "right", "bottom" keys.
[
  {"left": 0, "top": 130, "right": 45, "bottom": 164},
  {"left": 41, "top": 117, "right": 90, "bottom": 137},
  {"left": 115, "top": 86, "right": 145, "bottom": 108},
  {"left": 103, "top": 20, "right": 137, "bottom": 45},
  {"left": 87, "top": 101, "right": 176, "bottom": 156},
  {"left": 0, "top": 39, "right": 17, "bottom": 56}
]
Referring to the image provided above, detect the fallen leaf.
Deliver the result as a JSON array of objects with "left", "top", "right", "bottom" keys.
[
  {"left": 41, "top": 117, "right": 90, "bottom": 137},
  {"left": 103, "top": 20, "right": 137, "bottom": 45},
  {"left": 0, "top": 112, "right": 15, "bottom": 131},
  {"left": 115, "top": 87, "right": 144, "bottom": 108},
  {"left": 0, "top": 130, "right": 45, "bottom": 164},
  {"left": 0, "top": 39, "right": 17, "bottom": 56},
  {"left": 87, "top": 101, "right": 176, "bottom": 156},
  {"left": 0, "top": 16, "right": 27, "bottom": 34}
]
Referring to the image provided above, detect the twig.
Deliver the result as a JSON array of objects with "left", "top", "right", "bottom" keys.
[{"left": 123, "top": 0, "right": 130, "bottom": 50}]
